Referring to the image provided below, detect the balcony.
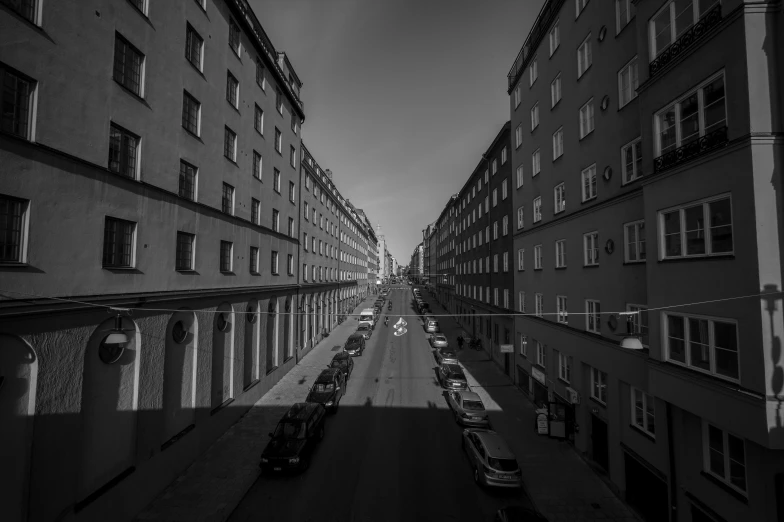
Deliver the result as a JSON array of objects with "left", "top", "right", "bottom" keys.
[
  {"left": 653, "top": 126, "right": 728, "bottom": 173},
  {"left": 649, "top": 4, "right": 722, "bottom": 77}
]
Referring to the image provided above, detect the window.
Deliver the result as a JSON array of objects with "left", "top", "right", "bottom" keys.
[
  {"left": 628, "top": 304, "right": 649, "bottom": 344},
  {"left": 245, "top": 198, "right": 258, "bottom": 226},
  {"left": 514, "top": 84, "right": 521, "bottom": 108},
  {"left": 291, "top": 113, "right": 299, "bottom": 135},
  {"left": 551, "top": 74, "right": 562, "bottom": 107},
  {"left": 502, "top": 179, "right": 508, "bottom": 200},
  {"left": 272, "top": 209, "right": 279, "bottom": 232},
  {"left": 0, "top": 66, "right": 35, "bottom": 140},
  {"left": 516, "top": 206, "right": 525, "bottom": 228},
  {"left": 102, "top": 217, "right": 135, "bottom": 268},
  {"left": 501, "top": 146, "right": 508, "bottom": 165},
  {"left": 228, "top": 18, "right": 241, "bottom": 55},
  {"left": 249, "top": 246, "right": 259, "bottom": 273},
  {"left": 492, "top": 189, "right": 498, "bottom": 207},
  {"left": 533, "top": 197, "right": 542, "bottom": 223},
  {"left": 303, "top": 202, "right": 309, "bottom": 221},
  {"left": 579, "top": 99, "right": 595, "bottom": 138},
  {"left": 624, "top": 220, "right": 646, "bottom": 262},
  {"left": 290, "top": 145, "right": 297, "bottom": 168},
  {"left": 254, "top": 104, "right": 264, "bottom": 134},
  {"left": 621, "top": 137, "right": 643, "bottom": 184},
  {"left": 186, "top": 24, "right": 203, "bottom": 71},
  {"left": 273, "top": 169, "right": 281, "bottom": 193},
  {"left": 271, "top": 250, "right": 279, "bottom": 274},
  {"left": 703, "top": 422, "right": 746, "bottom": 493},
  {"left": 631, "top": 387, "right": 655, "bottom": 436},
  {"left": 651, "top": 0, "right": 720, "bottom": 58},
  {"left": 529, "top": 56, "right": 538, "bottom": 86},
  {"left": 256, "top": 58, "right": 266, "bottom": 90},
  {"left": 494, "top": 288, "right": 499, "bottom": 306},
  {"left": 558, "top": 352, "right": 571, "bottom": 382},
  {"left": 532, "top": 149, "right": 541, "bottom": 176},
  {"left": 485, "top": 170, "right": 489, "bottom": 184},
  {"left": 664, "top": 312, "right": 739, "bottom": 381},
  {"left": 549, "top": 20, "right": 560, "bottom": 56},
  {"left": 519, "top": 292, "right": 526, "bottom": 313},
  {"left": 275, "top": 87, "right": 283, "bottom": 114},
  {"left": 660, "top": 195, "right": 733, "bottom": 259},
  {"left": 534, "top": 244, "right": 542, "bottom": 270},
  {"left": 0, "top": 195, "right": 29, "bottom": 263},
  {"left": 226, "top": 71, "right": 238, "bottom": 108},
  {"left": 250, "top": 150, "right": 262, "bottom": 180},
  {"left": 576, "top": 0, "right": 589, "bottom": 17},
  {"left": 577, "top": 34, "right": 593, "bottom": 78},
  {"left": 502, "top": 216, "right": 508, "bottom": 236},
  {"left": 534, "top": 293, "right": 543, "bottom": 317},
  {"left": 531, "top": 103, "right": 539, "bottom": 131},
  {"left": 536, "top": 341, "right": 546, "bottom": 367},
  {"left": 655, "top": 73, "right": 726, "bottom": 157},
  {"left": 274, "top": 127, "right": 282, "bottom": 153},
  {"left": 616, "top": 0, "right": 633, "bottom": 33},
  {"left": 557, "top": 295, "right": 568, "bottom": 323},
  {"left": 113, "top": 34, "right": 144, "bottom": 96},
  {"left": 555, "top": 239, "right": 566, "bottom": 268},
  {"left": 554, "top": 183, "right": 566, "bottom": 214},
  {"left": 175, "top": 231, "right": 194, "bottom": 270},
  {"left": 590, "top": 367, "right": 607, "bottom": 404},
  {"left": 493, "top": 222, "right": 498, "bottom": 240},
  {"left": 552, "top": 127, "right": 563, "bottom": 159},
  {"left": 517, "top": 248, "right": 525, "bottom": 271},
  {"left": 182, "top": 91, "right": 201, "bottom": 136},
  {"left": 516, "top": 165, "right": 524, "bottom": 188},
  {"left": 288, "top": 254, "right": 294, "bottom": 275},
  {"left": 583, "top": 231, "right": 598, "bottom": 265},
  {"left": 504, "top": 289, "right": 510, "bottom": 309},
  {"left": 178, "top": 160, "right": 197, "bottom": 201},
  {"left": 221, "top": 182, "right": 234, "bottom": 214},
  {"left": 619, "top": 57, "right": 639, "bottom": 108},
  {"left": 109, "top": 123, "right": 139, "bottom": 179},
  {"left": 581, "top": 164, "right": 597, "bottom": 201},
  {"left": 586, "top": 300, "right": 601, "bottom": 334},
  {"left": 492, "top": 159, "right": 498, "bottom": 175},
  {"left": 2, "top": 0, "right": 36, "bottom": 22},
  {"left": 288, "top": 181, "right": 296, "bottom": 203},
  {"left": 223, "top": 126, "right": 236, "bottom": 162}
]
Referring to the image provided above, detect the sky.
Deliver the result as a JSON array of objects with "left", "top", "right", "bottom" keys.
[{"left": 250, "top": 0, "right": 544, "bottom": 265}]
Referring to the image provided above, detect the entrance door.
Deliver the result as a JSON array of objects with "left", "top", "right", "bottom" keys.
[
  {"left": 624, "top": 453, "right": 668, "bottom": 521},
  {"left": 504, "top": 353, "right": 510, "bottom": 375},
  {"left": 591, "top": 415, "right": 609, "bottom": 471}
]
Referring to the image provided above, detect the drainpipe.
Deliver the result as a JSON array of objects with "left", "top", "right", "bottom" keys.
[{"left": 666, "top": 401, "right": 678, "bottom": 522}]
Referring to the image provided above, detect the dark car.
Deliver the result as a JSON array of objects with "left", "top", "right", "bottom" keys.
[
  {"left": 495, "top": 505, "right": 549, "bottom": 521},
  {"left": 344, "top": 333, "right": 366, "bottom": 356},
  {"left": 306, "top": 368, "right": 345, "bottom": 413},
  {"left": 438, "top": 363, "right": 469, "bottom": 390},
  {"left": 329, "top": 351, "right": 354, "bottom": 380},
  {"left": 356, "top": 323, "right": 373, "bottom": 340},
  {"left": 260, "top": 402, "right": 326, "bottom": 473}
]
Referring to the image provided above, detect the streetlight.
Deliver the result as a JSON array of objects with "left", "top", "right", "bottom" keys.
[{"left": 618, "top": 311, "right": 644, "bottom": 350}]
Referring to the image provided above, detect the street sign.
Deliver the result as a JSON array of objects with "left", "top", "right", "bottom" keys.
[
  {"left": 536, "top": 413, "right": 549, "bottom": 435},
  {"left": 500, "top": 344, "right": 513, "bottom": 353}
]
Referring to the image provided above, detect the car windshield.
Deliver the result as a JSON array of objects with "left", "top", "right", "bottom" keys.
[
  {"left": 273, "top": 421, "right": 306, "bottom": 440},
  {"left": 358, "top": 325, "right": 368, "bottom": 331},
  {"left": 462, "top": 400, "right": 484, "bottom": 411},
  {"left": 488, "top": 457, "right": 519, "bottom": 472},
  {"left": 314, "top": 382, "right": 334, "bottom": 393},
  {"left": 346, "top": 338, "right": 361, "bottom": 348},
  {"left": 442, "top": 351, "right": 455, "bottom": 357},
  {"left": 436, "top": 336, "right": 446, "bottom": 341},
  {"left": 449, "top": 371, "right": 465, "bottom": 380}
]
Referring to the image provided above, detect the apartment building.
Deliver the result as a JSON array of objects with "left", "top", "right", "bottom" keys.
[
  {"left": 340, "top": 198, "right": 370, "bottom": 309},
  {"left": 435, "top": 195, "right": 458, "bottom": 311},
  {"left": 453, "top": 122, "right": 515, "bottom": 374},
  {"left": 508, "top": 1, "right": 784, "bottom": 521},
  {"left": 409, "top": 242, "right": 423, "bottom": 283}
]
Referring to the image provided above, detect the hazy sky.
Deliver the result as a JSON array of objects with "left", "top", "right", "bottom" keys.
[{"left": 250, "top": 0, "right": 543, "bottom": 264}]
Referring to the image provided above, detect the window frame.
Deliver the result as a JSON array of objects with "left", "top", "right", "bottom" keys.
[
  {"left": 226, "top": 70, "right": 239, "bottom": 109},
  {"left": 529, "top": 55, "right": 538, "bottom": 86},
  {"left": 618, "top": 56, "right": 639, "bottom": 109},
  {"left": 228, "top": 18, "right": 241, "bottom": 57},
  {"left": 577, "top": 33, "right": 593, "bottom": 78},
  {"left": 581, "top": 164, "right": 597, "bottom": 202},
  {"left": 624, "top": 219, "right": 646, "bottom": 263},
  {"left": 178, "top": 160, "right": 197, "bottom": 201},
  {"left": 616, "top": 0, "right": 633, "bottom": 34},
  {"left": 549, "top": 19, "right": 560, "bottom": 56},
  {"left": 182, "top": 90, "right": 201, "bottom": 136},
  {"left": 586, "top": 299, "right": 601, "bottom": 334},
  {"left": 650, "top": 0, "right": 720, "bottom": 60},
  {"left": 552, "top": 127, "right": 564, "bottom": 160},
  {"left": 531, "top": 102, "right": 539, "bottom": 131},
  {"left": 109, "top": 122, "right": 140, "bottom": 179},
  {"left": 223, "top": 126, "right": 237, "bottom": 163},
  {"left": 621, "top": 137, "right": 643, "bottom": 185},
  {"left": 662, "top": 311, "right": 740, "bottom": 383},
  {"left": 590, "top": 366, "right": 608, "bottom": 404},
  {"left": 578, "top": 98, "right": 595, "bottom": 139},
  {"left": 583, "top": 231, "right": 599, "bottom": 266},
  {"left": 557, "top": 295, "right": 568, "bottom": 323},
  {"left": 271, "top": 250, "right": 279, "bottom": 275},
  {"left": 558, "top": 352, "right": 572, "bottom": 382},
  {"left": 554, "top": 183, "right": 566, "bottom": 214},
  {"left": 185, "top": 24, "right": 204, "bottom": 72},
  {"left": 221, "top": 182, "right": 235, "bottom": 215},
  {"left": 113, "top": 33, "right": 145, "bottom": 98},
  {"left": 516, "top": 165, "right": 524, "bottom": 188},
  {"left": 631, "top": 386, "right": 656, "bottom": 437},
  {"left": 175, "top": 231, "right": 195, "bottom": 271},
  {"left": 702, "top": 421, "right": 747, "bottom": 494},
  {"left": 0, "top": 65, "right": 36, "bottom": 141},
  {"left": 0, "top": 195, "right": 30, "bottom": 264},
  {"left": 517, "top": 248, "right": 525, "bottom": 271},
  {"left": 532, "top": 149, "right": 541, "bottom": 176},
  {"left": 555, "top": 239, "right": 566, "bottom": 268},
  {"left": 550, "top": 73, "right": 562, "bottom": 108},
  {"left": 534, "top": 244, "right": 542, "bottom": 270},
  {"left": 535, "top": 293, "right": 543, "bottom": 317},
  {"left": 658, "top": 194, "right": 733, "bottom": 260},
  {"left": 533, "top": 196, "right": 542, "bottom": 223}
]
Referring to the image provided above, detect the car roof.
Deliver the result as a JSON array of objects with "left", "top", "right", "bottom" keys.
[
  {"left": 357, "top": 324, "right": 370, "bottom": 329},
  {"left": 443, "top": 363, "right": 463, "bottom": 373},
  {"left": 282, "top": 402, "right": 319, "bottom": 421},
  {"left": 474, "top": 430, "right": 516, "bottom": 459},
  {"left": 458, "top": 390, "right": 481, "bottom": 401},
  {"left": 316, "top": 368, "right": 340, "bottom": 381},
  {"left": 347, "top": 333, "right": 364, "bottom": 341},
  {"left": 332, "top": 352, "right": 350, "bottom": 360},
  {"left": 434, "top": 334, "right": 447, "bottom": 339}
]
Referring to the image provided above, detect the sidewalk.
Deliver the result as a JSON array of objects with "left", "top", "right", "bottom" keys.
[
  {"left": 134, "top": 296, "right": 377, "bottom": 522},
  {"left": 424, "top": 293, "right": 642, "bottom": 522}
]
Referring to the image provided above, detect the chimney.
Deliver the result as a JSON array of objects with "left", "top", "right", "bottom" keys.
[{"left": 325, "top": 169, "right": 332, "bottom": 179}]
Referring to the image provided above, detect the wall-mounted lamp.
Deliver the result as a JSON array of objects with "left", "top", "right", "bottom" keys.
[
  {"left": 105, "top": 311, "right": 129, "bottom": 345},
  {"left": 618, "top": 311, "right": 644, "bottom": 350}
]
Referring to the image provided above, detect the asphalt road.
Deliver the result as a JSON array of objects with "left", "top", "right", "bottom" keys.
[{"left": 228, "top": 285, "right": 531, "bottom": 522}]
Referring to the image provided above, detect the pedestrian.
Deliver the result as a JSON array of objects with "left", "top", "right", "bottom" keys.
[{"left": 457, "top": 335, "right": 464, "bottom": 350}]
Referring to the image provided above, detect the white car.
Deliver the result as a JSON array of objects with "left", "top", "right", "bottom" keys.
[
  {"left": 446, "top": 390, "right": 490, "bottom": 427},
  {"left": 462, "top": 429, "right": 522, "bottom": 488}
]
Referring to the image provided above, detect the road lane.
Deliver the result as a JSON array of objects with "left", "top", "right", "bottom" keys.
[{"left": 227, "top": 285, "right": 528, "bottom": 522}]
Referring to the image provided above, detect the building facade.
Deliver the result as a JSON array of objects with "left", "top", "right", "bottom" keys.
[
  {"left": 434, "top": 196, "right": 458, "bottom": 311},
  {"left": 507, "top": 1, "right": 784, "bottom": 521}
]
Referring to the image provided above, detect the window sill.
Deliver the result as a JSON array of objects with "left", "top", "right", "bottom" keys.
[
  {"left": 210, "top": 397, "right": 234, "bottom": 415},
  {"left": 230, "top": 47, "right": 242, "bottom": 61},
  {"left": 113, "top": 79, "right": 148, "bottom": 106},
  {"left": 659, "top": 254, "right": 735, "bottom": 263},
  {"left": 226, "top": 100, "right": 240, "bottom": 114},
  {"left": 622, "top": 260, "right": 646, "bottom": 266},
  {"left": 103, "top": 266, "right": 141, "bottom": 273},
  {"left": 186, "top": 59, "right": 205, "bottom": 78},
  {"left": 224, "top": 157, "right": 238, "bottom": 167},
  {"left": 74, "top": 466, "right": 136, "bottom": 513},
  {"left": 175, "top": 268, "right": 197, "bottom": 273},
  {"left": 577, "top": 65, "right": 592, "bottom": 81},
  {"left": 160, "top": 423, "right": 196, "bottom": 452},
  {"left": 630, "top": 423, "right": 656, "bottom": 442},
  {"left": 579, "top": 130, "right": 594, "bottom": 142},
  {"left": 552, "top": 154, "right": 563, "bottom": 163},
  {"left": 284, "top": 355, "right": 294, "bottom": 363},
  {"left": 617, "top": 97, "right": 637, "bottom": 113},
  {"left": 700, "top": 471, "right": 748, "bottom": 504},
  {"left": 615, "top": 17, "right": 634, "bottom": 38},
  {"left": 250, "top": 271, "right": 260, "bottom": 276},
  {"left": 271, "top": 272, "right": 279, "bottom": 276},
  {"left": 550, "top": 100, "right": 561, "bottom": 111},
  {"left": 581, "top": 196, "right": 597, "bottom": 204},
  {"left": 555, "top": 266, "right": 567, "bottom": 270},
  {"left": 557, "top": 377, "right": 570, "bottom": 385},
  {"left": 183, "top": 127, "right": 203, "bottom": 142},
  {"left": 220, "top": 270, "right": 235, "bottom": 275},
  {"left": 0, "top": 261, "right": 30, "bottom": 268},
  {"left": 243, "top": 379, "right": 260, "bottom": 392},
  {"left": 589, "top": 396, "right": 606, "bottom": 408}
]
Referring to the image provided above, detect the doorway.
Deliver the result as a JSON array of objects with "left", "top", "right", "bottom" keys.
[
  {"left": 624, "top": 452, "right": 668, "bottom": 521},
  {"left": 591, "top": 414, "right": 609, "bottom": 471}
]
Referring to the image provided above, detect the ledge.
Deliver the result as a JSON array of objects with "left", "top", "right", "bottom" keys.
[
  {"left": 699, "top": 471, "right": 748, "bottom": 504},
  {"left": 684, "top": 490, "right": 732, "bottom": 522},
  {"left": 243, "top": 378, "right": 260, "bottom": 392},
  {"left": 160, "top": 423, "right": 196, "bottom": 452},
  {"left": 74, "top": 466, "right": 135, "bottom": 513},
  {"left": 210, "top": 397, "right": 235, "bottom": 415}
]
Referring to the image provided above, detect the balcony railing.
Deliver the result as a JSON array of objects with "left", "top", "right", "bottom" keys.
[
  {"left": 653, "top": 126, "right": 728, "bottom": 173},
  {"left": 649, "top": 4, "right": 722, "bottom": 77}
]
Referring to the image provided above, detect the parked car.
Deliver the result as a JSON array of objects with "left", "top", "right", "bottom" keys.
[
  {"left": 260, "top": 402, "right": 326, "bottom": 474},
  {"left": 494, "top": 506, "right": 550, "bottom": 522},
  {"left": 435, "top": 347, "right": 458, "bottom": 366},
  {"left": 429, "top": 333, "right": 448, "bottom": 349},
  {"left": 344, "top": 333, "right": 366, "bottom": 356},
  {"left": 329, "top": 351, "right": 355, "bottom": 380},
  {"left": 356, "top": 323, "right": 373, "bottom": 340},
  {"left": 461, "top": 429, "right": 522, "bottom": 488},
  {"left": 438, "top": 363, "right": 468, "bottom": 390},
  {"left": 306, "top": 368, "right": 345, "bottom": 413},
  {"left": 446, "top": 390, "right": 490, "bottom": 427},
  {"left": 425, "top": 318, "right": 439, "bottom": 333}
]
